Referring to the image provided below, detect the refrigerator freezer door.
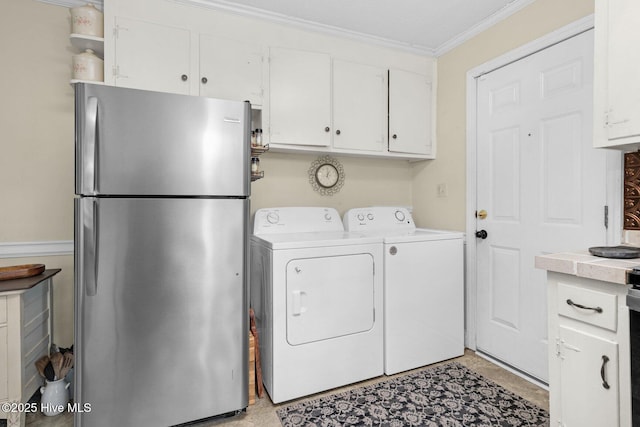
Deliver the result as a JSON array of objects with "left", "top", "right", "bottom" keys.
[
  {"left": 75, "top": 197, "right": 248, "bottom": 426},
  {"left": 75, "top": 83, "right": 250, "bottom": 197}
]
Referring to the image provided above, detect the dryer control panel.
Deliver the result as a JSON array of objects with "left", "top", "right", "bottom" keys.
[
  {"left": 343, "top": 206, "right": 415, "bottom": 232},
  {"left": 254, "top": 207, "right": 343, "bottom": 234}
]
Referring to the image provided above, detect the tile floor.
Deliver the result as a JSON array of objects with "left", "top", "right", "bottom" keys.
[{"left": 23, "top": 349, "right": 548, "bottom": 427}]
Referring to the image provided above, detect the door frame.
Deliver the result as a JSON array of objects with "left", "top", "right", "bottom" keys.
[{"left": 465, "top": 14, "right": 622, "bottom": 350}]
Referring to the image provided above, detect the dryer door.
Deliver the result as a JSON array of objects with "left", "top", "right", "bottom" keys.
[{"left": 286, "top": 253, "right": 374, "bottom": 345}]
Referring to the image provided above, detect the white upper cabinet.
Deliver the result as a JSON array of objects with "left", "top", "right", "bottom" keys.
[
  {"left": 269, "top": 47, "right": 332, "bottom": 147},
  {"left": 269, "top": 50, "right": 387, "bottom": 152},
  {"left": 268, "top": 48, "right": 432, "bottom": 159},
  {"left": 199, "top": 35, "right": 264, "bottom": 106},
  {"left": 113, "top": 17, "right": 191, "bottom": 95},
  {"left": 389, "top": 68, "right": 433, "bottom": 156},
  {"left": 332, "top": 59, "right": 386, "bottom": 153},
  {"left": 594, "top": 0, "right": 640, "bottom": 149},
  {"left": 111, "top": 18, "right": 264, "bottom": 104}
]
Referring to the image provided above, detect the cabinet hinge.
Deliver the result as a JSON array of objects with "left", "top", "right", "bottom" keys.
[
  {"left": 112, "top": 65, "right": 119, "bottom": 78},
  {"left": 604, "top": 205, "right": 609, "bottom": 229},
  {"left": 113, "top": 25, "right": 119, "bottom": 39},
  {"left": 555, "top": 338, "right": 562, "bottom": 358}
]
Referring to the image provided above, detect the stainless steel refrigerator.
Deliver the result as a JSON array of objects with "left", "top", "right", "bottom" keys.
[{"left": 74, "top": 83, "right": 250, "bottom": 426}]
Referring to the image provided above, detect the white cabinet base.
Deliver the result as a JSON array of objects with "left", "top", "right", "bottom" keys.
[
  {"left": 547, "top": 272, "right": 631, "bottom": 427},
  {"left": 0, "top": 271, "right": 59, "bottom": 427}
]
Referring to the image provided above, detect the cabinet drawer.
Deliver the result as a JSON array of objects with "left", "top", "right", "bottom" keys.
[
  {"left": 0, "top": 296, "right": 6, "bottom": 324},
  {"left": 557, "top": 283, "right": 617, "bottom": 331}
]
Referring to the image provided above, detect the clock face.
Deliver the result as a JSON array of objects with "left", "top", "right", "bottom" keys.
[
  {"left": 315, "top": 163, "right": 339, "bottom": 188},
  {"left": 308, "top": 155, "right": 345, "bottom": 196}
]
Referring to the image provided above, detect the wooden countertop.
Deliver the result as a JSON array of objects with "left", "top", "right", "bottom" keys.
[
  {"left": 0, "top": 269, "right": 61, "bottom": 293},
  {"left": 535, "top": 251, "right": 639, "bottom": 285}
]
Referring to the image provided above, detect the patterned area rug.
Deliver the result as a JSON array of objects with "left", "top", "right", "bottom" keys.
[{"left": 277, "top": 362, "right": 549, "bottom": 427}]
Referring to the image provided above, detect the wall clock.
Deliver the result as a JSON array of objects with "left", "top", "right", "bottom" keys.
[{"left": 308, "top": 156, "right": 345, "bottom": 196}]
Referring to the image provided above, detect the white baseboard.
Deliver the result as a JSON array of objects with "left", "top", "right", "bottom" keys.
[
  {"left": 0, "top": 241, "right": 74, "bottom": 258},
  {"left": 476, "top": 350, "right": 549, "bottom": 391}
]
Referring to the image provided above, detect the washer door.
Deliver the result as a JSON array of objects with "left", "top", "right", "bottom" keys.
[{"left": 286, "top": 254, "right": 375, "bottom": 345}]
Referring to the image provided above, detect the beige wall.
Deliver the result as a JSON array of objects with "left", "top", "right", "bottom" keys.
[
  {"left": 0, "top": 0, "right": 75, "bottom": 346},
  {"left": 411, "top": 0, "right": 595, "bottom": 231},
  {"left": 252, "top": 153, "right": 412, "bottom": 213}
]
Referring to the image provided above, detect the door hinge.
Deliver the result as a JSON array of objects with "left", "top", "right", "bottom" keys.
[{"left": 604, "top": 205, "right": 609, "bottom": 229}]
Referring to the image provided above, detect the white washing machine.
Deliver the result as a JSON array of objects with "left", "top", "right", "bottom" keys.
[
  {"left": 344, "top": 206, "right": 465, "bottom": 375},
  {"left": 250, "top": 207, "right": 384, "bottom": 403}
]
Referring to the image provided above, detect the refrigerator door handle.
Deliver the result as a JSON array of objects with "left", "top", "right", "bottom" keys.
[
  {"left": 83, "top": 96, "right": 98, "bottom": 195},
  {"left": 83, "top": 199, "right": 99, "bottom": 296}
]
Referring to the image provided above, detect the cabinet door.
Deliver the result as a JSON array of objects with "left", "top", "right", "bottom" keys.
[
  {"left": 199, "top": 35, "right": 263, "bottom": 105},
  {"left": 595, "top": 0, "right": 640, "bottom": 147},
  {"left": 114, "top": 17, "right": 191, "bottom": 95},
  {"left": 269, "top": 47, "right": 331, "bottom": 147},
  {"left": 558, "top": 326, "right": 619, "bottom": 427},
  {"left": 388, "top": 69, "right": 432, "bottom": 155},
  {"left": 333, "top": 59, "right": 386, "bottom": 152}
]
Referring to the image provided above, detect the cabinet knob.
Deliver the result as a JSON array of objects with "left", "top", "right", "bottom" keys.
[
  {"left": 336, "top": 129, "right": 341, "bottom": 135},
  {"left": 392, "top": 134, "right": 397, "bottom": 139},
  {"left": 324, "top": 127, "right": 330, "bottom": 132},
  {"left": 181, "top": 74, "right": 188, "bottom": 81},
  {"left": 201, "top": 77, "right": 208, "bottom": 84}
]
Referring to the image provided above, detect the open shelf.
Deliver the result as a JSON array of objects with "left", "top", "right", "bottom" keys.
[{"left": 70, "top": 33, "right": 104, "bottom": 58}]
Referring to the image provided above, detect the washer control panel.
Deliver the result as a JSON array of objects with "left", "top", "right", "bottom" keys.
[
  {"left": 254, "top": 207, "right": 343, "bottom": 234},
  {"left": 343, "top": 207, "right": 415, "bottom": 232}
]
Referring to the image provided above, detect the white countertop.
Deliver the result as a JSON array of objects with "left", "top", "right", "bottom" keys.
[{"left": 535, "top": 250, "right": 640, "bottom": 285}]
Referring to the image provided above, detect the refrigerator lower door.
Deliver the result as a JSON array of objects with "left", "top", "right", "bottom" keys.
[{"left": 74, "top": 197, "right": 248, "bottom": 427}]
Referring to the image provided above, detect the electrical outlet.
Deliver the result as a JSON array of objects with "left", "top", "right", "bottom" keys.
[{"left": 437, "top": 183, "right": 448, "bottom": 198}]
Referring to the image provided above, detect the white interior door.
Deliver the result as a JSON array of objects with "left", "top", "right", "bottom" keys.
[{"left": 475, "top": 29, "right": 608, "bottom": 382}]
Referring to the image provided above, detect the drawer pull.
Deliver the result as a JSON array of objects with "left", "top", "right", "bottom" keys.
[
  {"left": 566, "top": 299, "right": 603, "bottom": 313},
  {"left": 601, "top": 355, "right": 610, "bottom": 390}
]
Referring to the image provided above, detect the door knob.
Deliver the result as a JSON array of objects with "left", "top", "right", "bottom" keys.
[
  {"left": 477, "top": 210, "right": 487, "bottom": 220},
  {"left": 475, "top": 230, "right": 488, "bottom": 239}
]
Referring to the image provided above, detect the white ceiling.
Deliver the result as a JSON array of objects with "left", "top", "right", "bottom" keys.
[{"left": 193, "top": 0, "right": 536, "bottom": 55}]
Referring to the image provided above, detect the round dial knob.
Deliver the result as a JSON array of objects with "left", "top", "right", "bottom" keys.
[
  {"left": 394, "top": 210, "right": 406, "bottom": 222},
  {"left": 324, "top": 213, "right": 332, "bottom": 221},
  {"left": 357, "top": 214, "right": 365, "bottom": 221},
  {"left": 266, "top": 212, "right": 280, "bottom": 224},
  {"left": 367, "top": 213, "right": 374, "bottom": 220}
]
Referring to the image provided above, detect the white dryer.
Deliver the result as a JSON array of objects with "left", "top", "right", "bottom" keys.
[
  {"left": 344, "top": 206, "right": 465, "bottom": 375},
  {"left": 250, "top": 207, "right": 383, "bottom": 403}
]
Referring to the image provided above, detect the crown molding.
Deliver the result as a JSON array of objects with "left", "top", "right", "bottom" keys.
[
  {"left": 0, "top": 240, "right": 74, "bottom": 258},
  {"left": 35, "top": 0, "right": 102, "bottom": 10},
  {"left": 170, "top": 0, "right": 436, "bottom": 55},
  {"left": 434, "top": 0, "right": 536, "bottom": 56}
]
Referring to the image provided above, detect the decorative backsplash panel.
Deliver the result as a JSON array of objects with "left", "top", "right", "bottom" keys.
[{"left": 624, "top": 152, "right": 640, "bottom": 230}]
